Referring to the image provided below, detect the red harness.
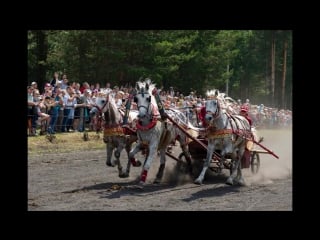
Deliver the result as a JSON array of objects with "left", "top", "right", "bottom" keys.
[
  {"left": 136, "top": 118, "right": 157, "bottom": 131},
  {"left": 136, "top": 103, "right": 159, "bottom": 131}
]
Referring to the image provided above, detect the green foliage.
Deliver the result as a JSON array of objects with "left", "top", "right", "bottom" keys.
[{"left": 28, "top": 30, "right": 292, "bottom": 108}]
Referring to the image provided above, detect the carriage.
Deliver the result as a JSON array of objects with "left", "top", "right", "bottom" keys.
[
  {"left": 158, "top": 93, "right": 279, "bottom": 185},
  {"left": 177, "top": 133, "right": 264, "bottom": 175},
  {"left": 95, "top": 79, "right": 278, "bottom": 185}
]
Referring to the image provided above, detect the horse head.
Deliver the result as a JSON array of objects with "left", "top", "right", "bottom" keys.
[
  {"left": 95, "top": 93, "right": 110, "bottom": 114},
  {"left": 95, "top": 93, "right": 121, "bottom": 125},
  {"left": 134, "top": 78, "right": 156, "bottom": 120},
  {"left": 204, "top": 89, "right": 220, "bottom": 123}
]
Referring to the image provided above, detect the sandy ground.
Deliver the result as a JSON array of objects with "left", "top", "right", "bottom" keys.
[{"left": 28, "top": 128, "right": 292, "bottom": 211}]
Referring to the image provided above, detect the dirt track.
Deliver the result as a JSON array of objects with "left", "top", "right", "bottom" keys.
[{"left": 28, "top": 129, "right": 292, "bottom": 211}]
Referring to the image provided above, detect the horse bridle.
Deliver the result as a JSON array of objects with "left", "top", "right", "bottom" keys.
[
  {"left": 136, "top": 92, "right": 153, "bottom": 120},
  {"left": 206, "top": 99, "right": 221, "bottom": 120},
  {"left": 95, "top": 95, "right": 109, "bottom": 115}
]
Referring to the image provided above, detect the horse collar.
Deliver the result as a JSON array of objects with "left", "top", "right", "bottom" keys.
[{"left": 136, "top": 117, "right": 157, "bottom": 131}]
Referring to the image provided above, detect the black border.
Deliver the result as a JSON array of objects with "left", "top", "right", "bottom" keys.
[{"left": 11, "top": 17, "right": 298, "bottom": 226}]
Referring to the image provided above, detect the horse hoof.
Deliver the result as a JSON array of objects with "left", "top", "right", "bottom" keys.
[
  {"left": 119, "top": 172, "right": 129, "bottom": 178},
  {"left": 237, "top": 178, "right": 246, "bottom": 186},
  {"left": 153, "top": 178, "right": 161, "bottom": 184},
  {"left": 139, "top": 181, "right": 146, "bottom": 186},
  {"left": 106, "top": 161, "right": 112, "bottom": 167},
  {"left": 134, "top": 160, "right": 142, "bottom": 167},
  {"left": 194, "top": 178, "right": 202, "bottom": 185},
  {"left": 226, "top": 177, "right": 233, "bottom": 185},
  {"left": 131, "top": 158, "right": 142, "bottom": 167}
]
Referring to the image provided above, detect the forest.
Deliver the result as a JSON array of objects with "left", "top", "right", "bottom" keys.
[{"left": 28, "top": 30, "right": 292, "bottom": 109}]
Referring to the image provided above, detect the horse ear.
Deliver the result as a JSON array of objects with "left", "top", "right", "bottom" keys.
[
  {"left": 146, "top": 83, "right": 149, "bottom": 90},
  {"left": 215, "top": 90, "right": 218, "bottom": 96}
]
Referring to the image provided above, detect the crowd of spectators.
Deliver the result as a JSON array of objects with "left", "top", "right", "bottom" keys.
[{"left": 27, "top": 72, "right": 292, "bottom": 136}]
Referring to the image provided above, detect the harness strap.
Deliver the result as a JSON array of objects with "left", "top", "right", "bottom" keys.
[
  {"left": 136, "top": 118, "right": 157, "bottom": 131},
  {"left": 230, "top": 114, "right": 253, "bottom": 139},
  {"left": 104, "top": 125, "right": 125, "bottom": 137}
]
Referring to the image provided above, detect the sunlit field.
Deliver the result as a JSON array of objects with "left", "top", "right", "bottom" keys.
[{"left": 28, "top": 131, "right": 105, "bottom": 156}]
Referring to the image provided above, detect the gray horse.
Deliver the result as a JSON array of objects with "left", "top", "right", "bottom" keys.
[
  {"left": 128, "top": 79, "right": 193, "bottom": 184},
  {"left": 95, "top": 94, "right": 141, "bottom": 177},
  {"left": 194, "top": 90, "right": 252, "bottom": 185}
]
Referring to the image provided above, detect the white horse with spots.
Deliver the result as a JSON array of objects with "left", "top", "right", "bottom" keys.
[
  {"left": 95, "top": 93, "right": 141, "bottom": 177},
  {"left": 128, "top": 79, "right": 193, "bottom": 185},
  {"left": 194, "top": 90, "right": 252, "bottom": 185}
]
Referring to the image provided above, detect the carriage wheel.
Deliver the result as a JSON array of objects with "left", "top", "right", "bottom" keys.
[{"left": 250, "top": 151, "right": 260, "bottom": 174}]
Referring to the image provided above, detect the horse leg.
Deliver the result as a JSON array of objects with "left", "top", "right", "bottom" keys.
[
  {"left": 106, "top": 141, "right": 115, "bottom": 167},
  {"left": 139, "top": 142, "right": 158, "bottom": 185},
  {"left": 226, "top": 150, "right": 242, "bottom": 185},
  {"left": 218, "top": 149, "right": 226, "bottom": 174},
  {"left": 120, "top": 137, "right": 139, "bottom": 178},
  {"left": 127, "top": 136, "right": 142, "bottom": 167},
  {"left": 153, "top": 149, "right": 166, "bottom": 184},
  {"left": 120, "top": 141, "right": 132, "bottom": 178},
  {"left": 126, "top": 142, "right": 142, "bottom": 178},
  {"left": 194, "top": 139, "right": 215, "bottom": 185},
  {"left": 179, "top": 140, "right": 193, "bottom": 174},
  {"left": 114, "top": 141, "right": 124, "bottom": 177},
  {"left": 234, "top": 145, "right": 246, "bottom": 186}
]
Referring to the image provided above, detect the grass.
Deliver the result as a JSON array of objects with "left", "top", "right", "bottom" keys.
[{"left": 28, "top": 131, "right": 106, "bottom": 156}]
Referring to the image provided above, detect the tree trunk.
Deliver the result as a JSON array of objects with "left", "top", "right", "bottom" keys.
[
  {"left": 270, "top": 31, "right": 276, "bottom": 107},
  {"left": 36, "top": 30, "right": 48, "bottom": 89},
  {"left": 281, "top": 39, "right": 288, "bottom": 109},
  {"left": 79, "top": 33, "right": 86, "bottom": 83}
]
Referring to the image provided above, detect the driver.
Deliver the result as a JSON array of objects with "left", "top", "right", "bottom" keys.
[{"left": 239, "top": 105, "right": 252, "bottom": 126}]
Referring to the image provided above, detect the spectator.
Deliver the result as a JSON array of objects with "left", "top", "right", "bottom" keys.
[
  {"left": 73, "top": 87, "right": 86, "bottom": 131},
  {"left": 56, "top": 89, "right": 65, "bottom": 132},
  {"left": 50, "top": 72, "right": 60, "bottom": 87},
  {"left": 244, "top": 98, "right": 251, "bottom": 110},
  {"left": 82, "top": 89, "right": 94, "bottom": 130},
  {"left": 46, "top": 87, "right": 63, "bottom": 134},
  {"left": 94, "top": 83, "right": 100, "bottom": 92},
  {"left": 42, "top": 83, "right": 52, "bottom": 95},
  {"left": 105, "top": 82, "right": 112, "bottom": 92},
  {"left": 114, "top": 91, "right": 124, "bottom": 108},
  {"left": 31, "top": 81, "right": 38, "bottom": 90},
  {"left": 169, "top": 86, "right": 175, "bottom": 98},
  {"left": 80, "top": 82, "right": 90, "bottom": 94},
  {"left": 33, "top": 90, "right": 50, "bottom": 134},
  {"left": 27, "top": 86, "right": 37, "bottom": 136},
  {"left": 61, "top": 87, "right": 76, "bottom": 132},
  {"left": 60, "top": 74, "right": 69, "bottom": 89}
]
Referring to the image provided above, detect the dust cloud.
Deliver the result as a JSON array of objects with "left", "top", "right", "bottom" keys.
[
  {"left": 143, "top": 128, "right": 292, "bottom": 186},
  {"left": 245, "top": 128, "right": 292, "bottom": 185},
  {"left": 146, "top": 151, "right": 193, "bottom": 185}
]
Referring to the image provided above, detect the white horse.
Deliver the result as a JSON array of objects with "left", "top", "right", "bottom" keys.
[
  {"left": 128, "top": 79, "right": 193, "bottom": 184},
  {"left": 194, "top": 90, "right": 252, "bottom": 185},
  {"left": 95, "top": 94, "right": 141, "bottom": 177}
]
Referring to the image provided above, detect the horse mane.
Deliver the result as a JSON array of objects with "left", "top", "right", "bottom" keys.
[
  {"left": 206, "top": 89, "right": 229, "bottom": 110},
  {"left": 106, "top": 94, "right": 122, "bottom": 124},
  {"left": 136, "top": 78, "right": 159, "bottom": 113}
]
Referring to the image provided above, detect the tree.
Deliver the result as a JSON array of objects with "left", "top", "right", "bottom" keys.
[
  {"left": 28, "top": 30, "right": 48, "bottom": 89},
  {"left": 27, "top": 30, "right": 292, "bottom": 109}
]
